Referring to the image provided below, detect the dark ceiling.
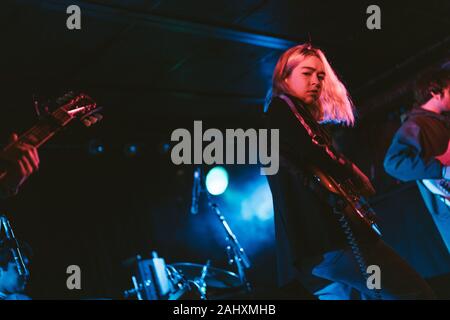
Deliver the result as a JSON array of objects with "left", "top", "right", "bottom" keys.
[{"left": 1, "top": 0, "right": 449, "bottom": 132}]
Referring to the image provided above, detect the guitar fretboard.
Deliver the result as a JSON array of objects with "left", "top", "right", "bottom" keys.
[{"left": 19, "top": 108, "right": 73, "bottom": 148}]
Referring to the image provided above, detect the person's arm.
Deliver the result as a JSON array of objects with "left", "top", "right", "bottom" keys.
[
  {"left": 0, "top": 133, "right": 40, "bottom": 198},
  {"left": 384, "top": 121, "right": 444, "bottom": 181}
]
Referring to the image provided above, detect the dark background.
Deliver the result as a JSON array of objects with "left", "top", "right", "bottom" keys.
[{"left": 0, "top": 0, "right": 449, "bottom": 299}]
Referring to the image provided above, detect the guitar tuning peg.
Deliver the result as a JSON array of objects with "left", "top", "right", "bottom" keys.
[
  {"left": 56, "top": 93, "right": 71, "bottom": 105},
  {"left": 82, "top": 118, "right": 92, "bottom": 127},
  {"left": 32, "top": 95, "right": 41, "bottom": 117},
  {"left": 64, "top": 91, "right": 75, "bottom": 101}
]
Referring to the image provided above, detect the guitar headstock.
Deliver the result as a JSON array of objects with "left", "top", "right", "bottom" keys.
[
  {"left": 52, "top": 91, "right": 103, "bottom": 127},
  {"left": 6, "top": 92, "right": 104, "bottom": 150}
]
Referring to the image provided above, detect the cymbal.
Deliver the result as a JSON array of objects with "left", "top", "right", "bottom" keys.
[{"left": 170, "top": 263, "right": 242, "bottom": 289}]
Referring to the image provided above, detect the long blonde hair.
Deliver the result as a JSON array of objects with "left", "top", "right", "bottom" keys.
[{"left": 265, "top": 44, "right": 355, "bottom": 126}]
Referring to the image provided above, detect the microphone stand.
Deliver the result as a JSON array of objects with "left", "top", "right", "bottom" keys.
[
  {"left": 194, "top": 167, "right": 252, "bottom": 294},
  {"left": 0, "top": 214, "right": 29, "bottom": 280},
  {"left": 207, "top": 200, "right": 252, "bottom": 293}
]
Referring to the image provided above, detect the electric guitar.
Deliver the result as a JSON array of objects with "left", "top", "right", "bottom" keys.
[
  {"left": 0, "top": 92, "right": 102, "bottom": 184},
  {"left": 0, "top": 91, "right": 102, "bottom": 276}
]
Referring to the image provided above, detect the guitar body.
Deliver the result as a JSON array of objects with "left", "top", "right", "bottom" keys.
[
  {"left": 422, "top": 179, "right": 450, "bottom": 207},
  {"left": 309, "top": 165, "right": 382, "bottom": 237}
]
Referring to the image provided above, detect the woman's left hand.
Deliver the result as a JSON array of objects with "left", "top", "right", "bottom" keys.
[{"left": 350, "top": 163, "right": 376, "bottom": 197}]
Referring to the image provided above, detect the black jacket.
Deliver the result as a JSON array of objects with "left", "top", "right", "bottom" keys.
[{"left": 264, "top": 96, "right": 373, "bottom": 287}]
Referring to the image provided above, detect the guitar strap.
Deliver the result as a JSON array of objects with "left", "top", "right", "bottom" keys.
[
  {"left": 278, "top": 94, "right": 347, "bottom": 166},
  {"left": 277, "top": 94, "right": 345, "bottom": 206}
]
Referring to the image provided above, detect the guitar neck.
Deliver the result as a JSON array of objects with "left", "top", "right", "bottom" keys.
[{"left": 18, "top": 108, "right": 74, "bottom": 149}]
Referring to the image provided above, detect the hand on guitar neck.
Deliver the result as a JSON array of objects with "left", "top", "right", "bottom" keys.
[
  {"left": 422, "top": 140, "right": 450, "bottom": 207},
  {"left": 0, "top": 133, "right": 40, "bottom": 197},
  {"left": 349, "top": 162, "right": 376, "bottom": 198},
  {"left": 436, "top": 140, "right": 450, "bottom": 180},
  {"left": 436, "top": 140, "right": 450, "bottom": 167},
  {"left": 0, "top": 91, "right": 103, "bottom": 198}
]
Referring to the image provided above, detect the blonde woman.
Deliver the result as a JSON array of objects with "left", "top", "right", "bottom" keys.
[{"left": 264, "top": 44, "right": 435, "bottom": 299}]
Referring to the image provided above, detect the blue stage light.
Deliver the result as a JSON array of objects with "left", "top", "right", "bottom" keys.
[
  {"left": 240, "top": 184, "right": 273, "bottom": 222},
  {"left": 88, "top": 139, "right": 105, "bottom": 155},
  {"left": 129, "top": 145, "right": 137, "bottom": 153},
  {"left": 205, "top": 166, "right": 229, "bottom": 195},
  {"left": 124, "top": 143, "right": 140, "bottom": 157}
]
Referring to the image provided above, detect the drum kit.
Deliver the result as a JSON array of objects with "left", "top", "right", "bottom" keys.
[{"left": 123, "top": 167, "right": 252, "bottom": 300}]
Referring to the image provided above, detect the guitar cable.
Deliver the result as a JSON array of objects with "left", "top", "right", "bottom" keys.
[{"left": 333, "top": 207, "right": 383, "bottom": 300}]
